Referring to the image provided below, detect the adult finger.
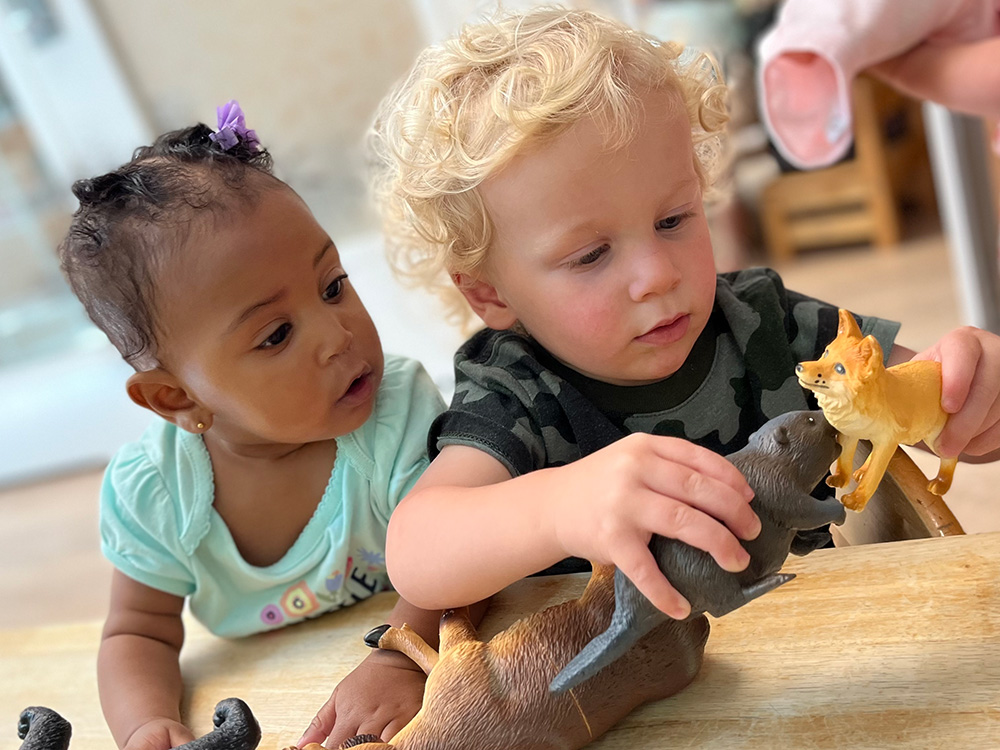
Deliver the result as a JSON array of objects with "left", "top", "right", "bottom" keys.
[
  {"left": 641, "top": 460, "right": 761, "bottom": 542},
  {"left": 640, "top": 495, "right": 751, "bottom": 573},
  {"left": 615, "top": 543, "right": 692, "bottom": 619},
  {"left": 298, "top": 700, "right": 337, "bottom": 748}
]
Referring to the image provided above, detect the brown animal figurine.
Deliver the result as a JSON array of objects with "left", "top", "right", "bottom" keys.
[
  {"left": 796, "top": 308, "right": 957, "bottom": 511},
  {"left": 293, "top": 566, "right": 709, "bottom": 750},
  {"left": 549, "top": 410, "right": 844, "bottom": 694}
]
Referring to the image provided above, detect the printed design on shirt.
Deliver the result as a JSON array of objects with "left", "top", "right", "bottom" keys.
[
  {"left": 358, "top": 547, "right": 386, "bottom": 570},
  {"left": 325, "top": 556, "right": 351, "bottom": 593},
  {"left": 258, "top": 549, "right": 391, "bottom": 628},
  {"left": 280, "top": 581, "right": 320, "bottom": 618},
  {"left": 260, "top": 604, "right": 284, "bottom": 627}
]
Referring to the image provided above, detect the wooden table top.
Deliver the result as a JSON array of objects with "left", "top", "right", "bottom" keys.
[{"left": 4, "top": 532, "right": 1000, "bottom": 749}]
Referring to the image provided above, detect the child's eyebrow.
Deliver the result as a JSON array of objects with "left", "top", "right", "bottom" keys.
[
  {"left": 226, "top": 240, "right": 337, "bottom": 335},
  {"left": 313, "top": 239, "right": 335, "bottom": 268},
  {"left": 227, "top": 290, "right": 287, "bottom": 335}
]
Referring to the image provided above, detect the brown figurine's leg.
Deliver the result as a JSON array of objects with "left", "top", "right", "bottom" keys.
[
  {"left": 928, "top": 456, "right": 958, "bottom": 495},
  {"left": 438, "top": 607, "right": 479, "bottom": 653},
  {"left": 371, "top": 624, "right": 440, "bottom": 675},
  {"left": 827, "top": 434, "right": 858, "bottom": 489},
  {"left": 841, "top": 441, "right": 896, "bottom": 511}
]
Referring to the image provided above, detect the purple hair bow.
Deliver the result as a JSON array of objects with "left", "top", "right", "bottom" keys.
[{"left": 209, "top": 100, "right": 260, "bottom": 152}]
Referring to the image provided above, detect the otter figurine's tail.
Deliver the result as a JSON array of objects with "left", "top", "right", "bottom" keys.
[{"left": 550, "top": 569, "right": 796, "bottom": 694}]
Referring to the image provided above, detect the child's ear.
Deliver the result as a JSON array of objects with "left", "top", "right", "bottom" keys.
[
  {"left": 126, "top": 369, "right": 212, "bottom": 433},
  {"left": 453, "top": 273, "right": 518, "bottom": 330}
]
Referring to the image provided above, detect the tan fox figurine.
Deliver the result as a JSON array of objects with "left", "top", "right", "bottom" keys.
[{"left": 796, "top": 309, "right": 957, "bottom": 512}]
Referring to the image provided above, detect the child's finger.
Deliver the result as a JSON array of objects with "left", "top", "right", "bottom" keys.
[
  {"left": 615, "top": 544, "right": 691, "bottom": 619},
  {"left": 924, "top": 332, "right": 981, "bottom": 414},
  {"left": 298, "top": 700, "right": 337, "bottom": 748},
  {"left": 642, "top": 496, "right": 752, "bottom": 573},
  {"left": 947, "top": 400, "right": 1000, "bottom": 457},
  {"left": 648, "top": 436, "right": 754, "bottom": 499},
  {"left": 937, "top": 368, "right": 997, "bottom": 456},
  {"left": 641, "top": 461, "right": 761, "bottom": 542}
]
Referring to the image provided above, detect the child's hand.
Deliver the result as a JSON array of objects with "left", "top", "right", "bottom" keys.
[
  {"left": 549, "top": 433, "right": 760, "bottom": 620},
  {"left": 915, "top": 327, "right": 1000, "bottom": 458},
  {"left": 122, "top": 717, "right": 195, "bottom": 750},
  {"left": 298, "top": 650, "right": 425, "bottom": 749}
]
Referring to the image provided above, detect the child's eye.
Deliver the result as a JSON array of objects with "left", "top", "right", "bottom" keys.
[
  {"left": 656, "top": 212, "right": 691, "bottom": 231},
  {"left": 570, "top": 245, "right": 609, "bottom": 268},
  {"left": 323, "top": 273, "right": 348, "bottom": 302},
  {"left": 258, "top": 322, "right": 292, "bottom": 349}
]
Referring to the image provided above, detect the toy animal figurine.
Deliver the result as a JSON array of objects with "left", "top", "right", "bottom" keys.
[
  {"left": 16, "top": 707, "right": 71, "bottom": 750},
  {"left": 291, "top": 565, "right": 710, "bottom": 750},
  {"left": 15, "top": 699, "right": 260, "bottom": 750},
  {"left": 796, "top": 308, "right": 956, "bottom": 512},
  {"left": 549, "top": 410, "right": 845, "bottom": 694}
]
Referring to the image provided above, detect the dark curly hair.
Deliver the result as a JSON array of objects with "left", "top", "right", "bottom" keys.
[{"left": 58, "top": 123, "right": 276, "bottom": 370}]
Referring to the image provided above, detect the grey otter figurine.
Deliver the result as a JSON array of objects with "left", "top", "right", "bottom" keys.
[{"left": 550, "top": 410, "right": 845, "bottom": 694}]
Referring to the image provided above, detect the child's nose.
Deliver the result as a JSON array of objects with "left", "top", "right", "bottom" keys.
[
  {"left": 320, "top": 318, "right": 353, "bottom": 362},
  {"left": 628, "top": 246, "right": 680, "bottom": 301}
]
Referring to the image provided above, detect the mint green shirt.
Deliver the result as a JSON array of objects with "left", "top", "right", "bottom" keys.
[{"left": 100, "top": 355, "right": 443, "bottom": 637}]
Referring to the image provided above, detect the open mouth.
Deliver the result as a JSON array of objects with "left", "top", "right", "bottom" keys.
[{"left": 340, "top": 368, "right": 374, "bottom": 403}]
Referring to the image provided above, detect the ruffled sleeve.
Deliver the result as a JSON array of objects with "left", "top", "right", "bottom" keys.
[{"left": 100, "top": 435, "right": 198, "bottom": 598}]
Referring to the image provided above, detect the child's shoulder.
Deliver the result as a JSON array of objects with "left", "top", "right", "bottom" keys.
[{"left": 101, "top": 419, "right": 212, "bottom": 556}]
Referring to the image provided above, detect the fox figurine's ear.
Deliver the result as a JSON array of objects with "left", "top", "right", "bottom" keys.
[
  {"left": 857, "top": 335, "right": 884, "bottom": 377},
  {"left": 837, "top": 308, "right": 863, "bottom": 340}
]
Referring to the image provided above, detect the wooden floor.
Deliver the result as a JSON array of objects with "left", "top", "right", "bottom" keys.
[{"left": 2, "top": 227, "right": 1000, "bottom": 631}]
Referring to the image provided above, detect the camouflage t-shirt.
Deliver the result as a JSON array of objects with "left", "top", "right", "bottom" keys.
[{"left": 431, "top": 268, "right": 900, "bottom": 476}]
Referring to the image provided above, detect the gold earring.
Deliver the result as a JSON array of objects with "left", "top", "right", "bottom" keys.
[{"left": 196, "top": 422, "right": 206, "bottom": 430}]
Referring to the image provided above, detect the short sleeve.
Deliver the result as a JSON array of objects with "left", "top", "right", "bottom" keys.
[
  {"left": 431, "top": 331, "right": 555, "bottom": 478},
  {"left": 783, "top": 286, "right": 900, "bottom": 364},
  {"left": 368, "top": 357, "right": 447, "bottom": 525},
  {"left": 100, "top": 445, "right": 196, "bottom": 597}
]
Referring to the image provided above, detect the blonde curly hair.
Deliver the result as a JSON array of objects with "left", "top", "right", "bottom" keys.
[{"left": 370, "top": 6, "right": 729, "bottom": 328}]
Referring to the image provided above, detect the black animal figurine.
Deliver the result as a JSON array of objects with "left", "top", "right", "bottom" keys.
[
  {"left": 550, "top": 410, "right": 845, "bottom": 694},
  {"left": 16, "top": 698, "right": 260, "bottom": 750}
]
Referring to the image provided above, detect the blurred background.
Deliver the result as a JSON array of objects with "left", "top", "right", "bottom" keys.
[{"left": 1, "top": 0, "right": 999, "bottom": 628}]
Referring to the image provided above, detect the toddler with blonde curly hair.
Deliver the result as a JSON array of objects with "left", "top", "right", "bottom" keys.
[{"left": 305, "top": 8, "right": 1000, "bottom": 742}]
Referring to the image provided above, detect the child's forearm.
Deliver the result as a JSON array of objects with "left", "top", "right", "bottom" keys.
[
  {"left": 387, "top": 469, "right": 568, "bottom": 609},
  {"left": 98, "top": 627, "right": 185, "bottom": 747}
]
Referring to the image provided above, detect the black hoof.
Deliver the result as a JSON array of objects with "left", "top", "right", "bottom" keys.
[{"left": 364, "top": 623, "right": 391, "bottom": 648}]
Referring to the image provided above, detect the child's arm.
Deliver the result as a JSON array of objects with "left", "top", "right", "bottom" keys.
[
  {"left": 298, "top": 597, "right": 489, "bottom": 748},
  {"left": 98, "top": 570, "right": 194, "bottom": 750},
  {"left": 893, "top": 328, "right": 1000, "bottom": 462},
  {"left": 869, "top": 37, "right": 1000, "bottom": 120},
  {"left": 387, "top": 437, "right": 760, "bottom": 620}
]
